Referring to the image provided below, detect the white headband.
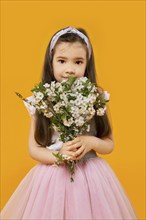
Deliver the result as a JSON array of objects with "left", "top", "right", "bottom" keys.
[{"left": 50, "top": 26, "right": 91, "bottom": 58}]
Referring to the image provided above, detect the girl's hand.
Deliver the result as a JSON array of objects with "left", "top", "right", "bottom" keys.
[
  {"left": 59, "top": 142, "right": 77, "bottom": 160},
  {"left": 67, "top": 136, "right": 99, "bottom": 160}
]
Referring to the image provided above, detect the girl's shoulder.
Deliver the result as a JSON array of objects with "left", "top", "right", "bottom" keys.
[{"left": 23, "top": 95, "right": 36, "bottom": 116}]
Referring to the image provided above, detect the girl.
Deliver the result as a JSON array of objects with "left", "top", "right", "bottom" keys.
[{"left": 1, "top": 26, "right": 138, "bottom": 220}]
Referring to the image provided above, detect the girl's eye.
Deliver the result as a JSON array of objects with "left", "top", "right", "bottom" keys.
[
  {"left": 58, "top": 60, "right": 65, "bottom": 64},
  {"left": 76, "top": 61, "right": 83, "bottom": 65}
]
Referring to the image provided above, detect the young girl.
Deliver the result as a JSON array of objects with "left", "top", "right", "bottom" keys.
[{"left": 1, "top": 26, "right": 138, "bottom": 220}]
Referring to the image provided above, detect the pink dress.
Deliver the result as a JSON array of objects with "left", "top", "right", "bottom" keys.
[{"left": 1, "top": 97, "right": 138, "bottom": 220}]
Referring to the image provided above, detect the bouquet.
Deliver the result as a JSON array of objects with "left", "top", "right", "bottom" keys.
[{"left": 16, "top": 76, "right": 110, "bottom": 181}]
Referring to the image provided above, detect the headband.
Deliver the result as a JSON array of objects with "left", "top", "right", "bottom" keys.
[{"left": 50, "top": 26, "right": 91, "bottom": 58}]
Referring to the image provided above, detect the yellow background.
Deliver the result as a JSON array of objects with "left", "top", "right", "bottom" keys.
[{"left": 1, "top": 1, "right": 145, "bottom": 219}]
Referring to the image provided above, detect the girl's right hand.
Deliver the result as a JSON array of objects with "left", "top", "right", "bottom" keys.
[{"left": 59, "top": 142, "right": 77, "bottom": 160}]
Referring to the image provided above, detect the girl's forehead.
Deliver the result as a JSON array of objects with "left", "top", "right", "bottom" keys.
[{"left": 54, "top": 42, "right": 87, "bottom": 58}]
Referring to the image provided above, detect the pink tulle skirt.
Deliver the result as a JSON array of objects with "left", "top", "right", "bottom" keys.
[{"left": 1, "top": 157, "right": 138, "bottom": 220}]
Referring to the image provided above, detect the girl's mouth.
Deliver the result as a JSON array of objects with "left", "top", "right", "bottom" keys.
[{"left": 62, "top": 77, "right": 68, "bottom": 81}]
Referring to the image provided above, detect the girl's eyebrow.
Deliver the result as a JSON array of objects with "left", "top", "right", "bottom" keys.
[
  {"left": 74, "top": 57, "right": 85, "bottom": 60},
  {"left": 56, "top": 56, "right": 67, "bottom": 59},
  {"left": 56, "top": 56, "right": 85, "bottom": 60}
]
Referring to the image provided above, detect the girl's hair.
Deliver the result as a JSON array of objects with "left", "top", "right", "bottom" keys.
[{"left": 34, "top": 27, "right": 112, "bottom": 146}]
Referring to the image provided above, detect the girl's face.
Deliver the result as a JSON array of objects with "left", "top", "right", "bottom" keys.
[{"left": 52, "top": 41, "right": 87, "bottom": 82}]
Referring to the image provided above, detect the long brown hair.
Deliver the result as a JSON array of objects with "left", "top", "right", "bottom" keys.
[{"left": 34, "top": 27, "right": 112, "bottom": 146}]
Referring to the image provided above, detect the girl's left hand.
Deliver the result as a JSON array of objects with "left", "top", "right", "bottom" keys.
[{"left": 67, "top": 136, "right": 99, "bottom": 160}]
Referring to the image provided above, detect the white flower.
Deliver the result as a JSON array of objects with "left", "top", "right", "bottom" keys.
[
  {"left": 44, "top": 111, "right": 53, "bottom": 118},
  {"left": 54, "top": 102, "right": 62, "bottom": 113},
  {"left": 33, "top": 92, "right": 44, "bottom": 104},
  {"left": 40, "top": 101, "right": 47, "bottom": 109},
  {"left": 62, "top": 155, "right": 71, "bottom": 160},
  {"left": 50, "top": 81, "right": 56, "bottom": 92},
  {"left": 88, "top": 94, "right": 97, "bottom": 104},
  {"left": 102, "top": 91, "right": 110, "bottom": 101},
  {"left": 80, "top": 76, "right": 88, "bottom": 83},
  {"left": 56, "top": 82, "right": 61, "bottom": 88},
  {"left": 36, "top": 92, "right": 44, "bottom": 100},
  {"left": 75, "top": 116, "right": 84, "bottom": 127},
  {"left": 43, "top": 83, "right": 50, "bottom": 88},
  {"left": 96, "top": 106, "right": 106, "bottom": 116},
  {"left": 88, "top": 106, "right": 95, "bottom": 115},
  {"left": 60, "top": 93, "right": 68, "bottom": 103},
  {"left": 58, "top": 85, "right": 63, "bottom": 92},
  {"left": 63, "top": 118, "right": 73, "bottom": 127},
  {"left": 87, "top": 124, "right": 90, "bottom": 132}
]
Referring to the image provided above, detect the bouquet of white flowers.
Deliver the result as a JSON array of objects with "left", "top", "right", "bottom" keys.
[{"left": 16, "top": 76, "right": 110, "bottom": 181}]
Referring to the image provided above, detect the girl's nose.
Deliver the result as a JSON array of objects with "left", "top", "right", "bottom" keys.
[
  {"left": 65, "top": 65, "right": 75, "bottom": 75},
  {"left": 65, "top": 71, "right": 75, "bottom": 76}
]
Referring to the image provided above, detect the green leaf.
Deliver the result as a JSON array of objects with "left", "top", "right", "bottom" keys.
[{"left": 15, "top": 92, "right": 26, "bottom": 101}]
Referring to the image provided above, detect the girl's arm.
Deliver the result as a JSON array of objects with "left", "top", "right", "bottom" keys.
[
  {"left": 65, "top": 133, "right": 114, "bottom": 160},
  {"left": 28, "top": 116, "right": 75, "bottom": 164},
  {"left": 93, "top": 133, "right": 114, "bottom": 154},
  {"left": 28, "top": 116, "right": 58, "bottom": 165}
]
